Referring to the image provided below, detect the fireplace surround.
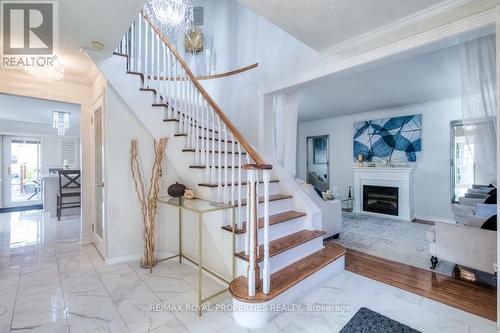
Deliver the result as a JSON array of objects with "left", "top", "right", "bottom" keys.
[{"left": 353, "top": 167, "right": 414, "bottom": 220}]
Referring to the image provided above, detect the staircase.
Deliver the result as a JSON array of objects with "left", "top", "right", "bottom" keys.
[{"left": 92, "top": 11, "right": 345, "bottom": 329}]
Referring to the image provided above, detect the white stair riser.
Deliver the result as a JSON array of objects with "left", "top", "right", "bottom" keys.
[
  {"left": 236, "top": 236, "right": 324, "bottom": 276},
  {"left": 197, "top": 183, "right": 281, "bottom": 200},
  {"left": 232, "top": 256, "right": 345, "bottom": 329},
  {"left": 234, "top": 216, "right": 307, "bottom": 252}
]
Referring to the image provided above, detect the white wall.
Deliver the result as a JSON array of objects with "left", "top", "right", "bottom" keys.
[
  {"left": 103, "top": 85, "right": 180, "bottom": 261},
  {"left": 297, "top": 98, "right": 462, "bottom": 222},
  {"left": 187, "top": 0, "right": 318, "bottom": 145}
]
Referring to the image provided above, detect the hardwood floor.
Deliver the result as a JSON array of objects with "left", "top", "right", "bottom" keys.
[{"left": 345, "top": 249, "right": 497, "bottom": 321}]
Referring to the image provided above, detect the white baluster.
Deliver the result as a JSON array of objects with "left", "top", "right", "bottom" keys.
[
  {"left": 167, "top": 50, "right": 172, "bottom": 118},
  {"left": 162, "top": 43, "right": 167, "bottom": 117},
  {"left": 262, "top": 169, "right": 271, "bottom": 294},
  {"left": 217, "top": 117, "right": 222, "bottom": 201},
  {"left": 244, "top": 164, "right": 250, "bottom": 256},
  {"left": 210, "top": 107, "right": 216, "bottom": 184},
  {"left": 156, "top": 32, "right": 160, "bottom": 103},
  {"left": 231, "top": 135, "right": 235, "bottom": 204},
  {"left": 144, "top": 24, "right": 149, "bottom": 89},
  {"left": 130, "top": 22, "right": 134, "bottom": 71},
  {"left": 195, "top": 92, "right": 201, "bottom": 164},
  {"left": 237, "top": 142, "right": 242, "bottom": 229},
  {"left": 138, "top": 15, "right": 142, "bottom": 74},
  {"left": 224, "top": 124, "right": 229, "bottom": 203},
  {"left": 247, "top": 169, "right": 257, "bottom": 297}
]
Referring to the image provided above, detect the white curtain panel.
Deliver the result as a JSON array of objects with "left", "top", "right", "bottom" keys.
[
  {"left": 460, "top": 34, "right": 497, "bottom": 184},
  {"left": 273, "top": 92, "right": 298, "bottom": 177}
]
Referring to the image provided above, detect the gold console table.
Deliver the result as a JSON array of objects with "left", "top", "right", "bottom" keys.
[{"left": 153, "top": 197, "right": 236, "bottom": 316}]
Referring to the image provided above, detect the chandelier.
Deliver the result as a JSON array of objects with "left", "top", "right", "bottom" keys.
[
  {"left": 24, "top": 58, "right": 64, "bottom": 81},
  {"left": 53, "top": 111, "right": 70, "bottom": 136},
  {"left": 146, "top": 0, "right": 193, "bottom": 33}
]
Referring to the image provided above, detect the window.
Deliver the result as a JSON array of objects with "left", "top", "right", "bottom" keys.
[{"left": 451, "top": 121, "right": 475, "bottom": 202}]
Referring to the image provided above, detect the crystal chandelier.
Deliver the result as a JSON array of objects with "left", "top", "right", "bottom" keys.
[
  {"left": 24, "top": 58, "right": 64, "bottom": 81},
  {"left": 53, "top": 111, "right": 70, "bottom": 136},
  {"left": 146, "top": 0, "right": 193, "bottom": 33}
]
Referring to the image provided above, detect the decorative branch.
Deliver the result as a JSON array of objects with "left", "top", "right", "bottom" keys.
[{"left": 130, "top": 138, "right": 168, "bottom": 269}]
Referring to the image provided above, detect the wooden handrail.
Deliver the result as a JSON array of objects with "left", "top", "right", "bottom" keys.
[
  {"left": 146, "top": 63, "right": 258, "bottom": 81},
  {"left": 142, "top": 13, "right": 269, "bottom": 168}
]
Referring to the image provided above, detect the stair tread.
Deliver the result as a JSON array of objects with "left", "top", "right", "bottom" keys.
[
  {"left": 183, "top": 149, "right": 247, "bottom": 155},
  {"left": 189, "top": 165, "right": 240, "bottom": 169},
  {"left": 236, "top": 194, "right": 292, "bottom": 207},
  {"left": 222, "top": 211, "right": 306, "bottom": 234},
  {"left": 198, "top": 179, "right": 279, "bottom": 188},
  {"left": 234, "top": 229, "right": 325, "bottom": 262},
  {"left": 229, "top": 243, "right": 346, "bottom": 303}
]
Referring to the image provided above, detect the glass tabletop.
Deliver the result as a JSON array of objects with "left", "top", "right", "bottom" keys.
[{"left": 155, "top": 196, "right": 235, "bottom": 213}]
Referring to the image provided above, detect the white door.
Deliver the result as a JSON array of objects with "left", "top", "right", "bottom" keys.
[
  {"left": 93, "top": 97, "right": 105, "bottom": 255},
  {"left": 3, "top": 136, "right": 42, "bottom": 207}
]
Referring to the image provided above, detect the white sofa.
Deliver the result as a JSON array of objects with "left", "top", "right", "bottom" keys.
[
  {"left": 297, "top": 180, "right": 342, "bottom": 239},
  {"left": 426, "top": 222, "right": 497, "bottom": 274}
]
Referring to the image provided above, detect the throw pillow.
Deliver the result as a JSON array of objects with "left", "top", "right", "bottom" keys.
[
  {"left": 489, "top": 188, "right": 497, "bottom": 196},
  {"left": 313, "top": 187, "right": 322, "bottom": 198},
  {"left": 485, "top": 192, "right": 497, "bottom": 204},
  {"left": 481, "top": 215, "right": 497, "bottom": 231},
  {"left": 474, "top": 203, "right": 497, "bottom": 218}
]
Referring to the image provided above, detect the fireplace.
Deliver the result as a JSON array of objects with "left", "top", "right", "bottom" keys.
[{"left": 363, "top": 185, "right": 399, "bottom": 216}]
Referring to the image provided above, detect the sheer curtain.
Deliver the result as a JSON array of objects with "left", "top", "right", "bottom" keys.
[
  {"left": 461, "top": 34, "right": 497, "bottom": 184},
  {"left": 273, "top": 92, "right": 298, "bottom": 177}
]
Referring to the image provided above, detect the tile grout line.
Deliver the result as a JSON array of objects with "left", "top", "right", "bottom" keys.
[
  {"left": 83, "top": 244, "right": 133, "bottom": 333},
  {"left": 54, "top": 229, "right": 74, "bottom": 333},
  {"left": 126, "top": 260, "right": 191, "bottom": 333},
  {"left": 8, "top": 264, "right": 22, "bottom": 332}
]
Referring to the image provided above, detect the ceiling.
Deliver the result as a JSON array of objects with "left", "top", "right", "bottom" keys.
[
  {"left": 297, "top": 42, "right": 462, "bottom": 122},
  {"left": 0, "top": 93, "right": 80, "bottom": 126},
  {"left": 52, "top": 0, "right": 146, "bottom": 79},
  {"left": 238, "top": 0, "right": 448, "bottom": 51}
]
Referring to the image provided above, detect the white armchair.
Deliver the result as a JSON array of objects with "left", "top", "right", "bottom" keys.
[
  {"left": 296, "top": 180, "right": 342, "bottom": 239},
  {"left": 426, "top": 222, "right": 496, "bottom": 274}
]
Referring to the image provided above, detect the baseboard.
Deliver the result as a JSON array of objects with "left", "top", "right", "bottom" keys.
[
  {"left": 105, "top": 253, "right": 142, "bottom": 265},
  {"left": 104, "top": 251, "right": 178, "bottom": 266},
  {"left": 415, "top": 214, "right": 455, "bottom": 224}
]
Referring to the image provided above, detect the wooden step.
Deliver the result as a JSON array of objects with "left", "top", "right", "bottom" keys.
[
  {"left": 229, "top": 243, "right": 346, "bottom": 303},
  {"left": 189, "top": 165, "right": 240, "bottom": 169},
  {"left": 221, "top": 211, "right": 306, "bottom": 234},
  {"left": 183, "top": 149, "right": 246, "bottom": 155},
  {"left": 198, "top": 179, "right": 279, "bottom": 188},
  {"left": 236, "top": 194, "right": 292, "bottom": 207},
  {"left": 174, "top": 134, "right": 236, "bottom": 144},
  {"left": 164, "top": 118, "right": 179, "bottom": 122},
  {"left": 234, "top": 230, "right": 325, "bottom": 263},
  {"left": 127, "top": 71, "right": 144, "bottom": 80},
  {"left": 140, "top": 87, "right": 156, "bottom": 93}
]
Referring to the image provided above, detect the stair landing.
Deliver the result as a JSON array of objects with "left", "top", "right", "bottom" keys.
[{"left": 229, "top": 243, "right": 346, "bottom": 303}]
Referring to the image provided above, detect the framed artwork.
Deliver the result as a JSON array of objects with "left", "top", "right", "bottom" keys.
[
  {"left": 353, "top": 114, "right": 422, "bottom": 162},
  {"left": 313, "top": 136, "right": 328, "bottom": 164}
]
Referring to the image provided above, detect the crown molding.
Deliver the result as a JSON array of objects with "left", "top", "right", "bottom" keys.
[
  {"left": 320, "top": 0, "right": 481, "bottom": 57},
  {"left": 261, "top": 7, "right": 497, "bottom": 96}
]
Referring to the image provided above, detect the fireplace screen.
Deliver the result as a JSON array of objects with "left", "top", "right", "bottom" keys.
[{"left": 363, "top": 185, "right": 399, "bottom": 216}]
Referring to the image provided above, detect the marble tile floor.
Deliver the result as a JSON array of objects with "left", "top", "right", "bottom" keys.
[{"left": 0, "top": 210, "right": 497, "bottom": 333}]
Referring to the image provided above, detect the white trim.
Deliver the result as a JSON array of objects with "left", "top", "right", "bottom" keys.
[
  {"left": 321, "top": 0, "right": 478, "bottom": 56},
  {"left": 105, "top": 253, "right": 142, "bottom": 265},
  {"left": 261, "top": 8, "right": 497, "bottom": 96}
]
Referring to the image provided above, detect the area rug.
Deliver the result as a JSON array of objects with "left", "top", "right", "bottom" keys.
[
  {"left": 340, "top": 307, "right": 421, "bottom": 333},
  {"left": 332, "top": 212, "right": 455, "bottom": 275}
]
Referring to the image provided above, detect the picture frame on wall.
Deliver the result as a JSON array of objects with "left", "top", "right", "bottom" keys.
[{"left": 313, "top": 136, "right": 327, "bottom": 164}]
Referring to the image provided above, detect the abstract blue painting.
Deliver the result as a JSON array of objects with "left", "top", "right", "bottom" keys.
[{"left": 353, "top": 114, "right": 422, "bottom": 162}]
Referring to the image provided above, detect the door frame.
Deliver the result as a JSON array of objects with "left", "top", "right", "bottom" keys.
[
  {"left": 91, "top": 93, "right": 106, "bottom": 256},
  {"left": 306, "top": 134, "right": 330, "bottom": 191},
  {"left": 2, "top": 135, "right": 42, "bottom": 208}
]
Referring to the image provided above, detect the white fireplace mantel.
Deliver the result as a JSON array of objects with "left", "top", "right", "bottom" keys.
[{"left": 352, "top": 166, "right": 415, "bottom": 221}]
